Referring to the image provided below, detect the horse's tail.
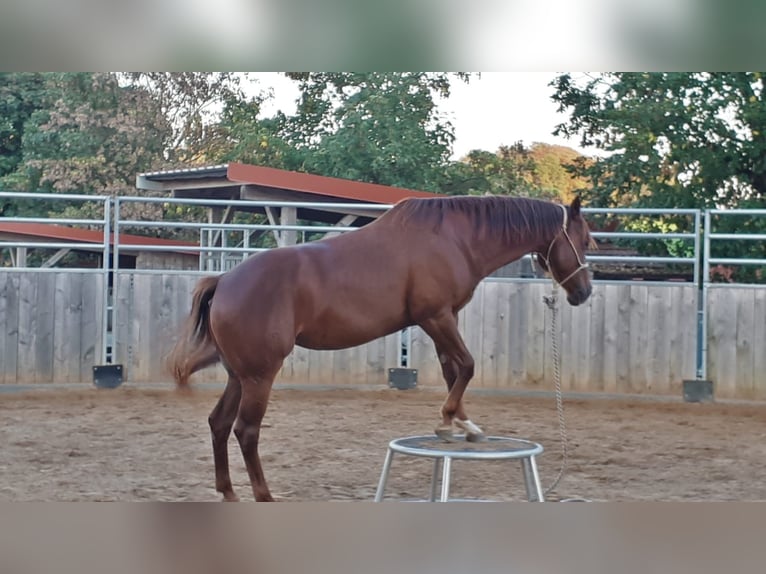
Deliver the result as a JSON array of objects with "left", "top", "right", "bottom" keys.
[{"left": 167, "top": 275, "right": 221, "bottom": 389}]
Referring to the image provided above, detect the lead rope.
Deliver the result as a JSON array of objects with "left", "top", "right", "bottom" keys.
[{"left": 542, "top": 281, "right": 568, "bottom": 498}]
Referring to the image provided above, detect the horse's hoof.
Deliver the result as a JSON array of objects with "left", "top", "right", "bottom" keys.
[
  {"left": 434, "top": 425, "right": 456, "bottom": 442},
  {"left": 465, "top": 432, "right": 487, "bottom": 443},
  {"left": 222, "top": 493, "right": 240, "bottom": 502},
  {"left": 455, "top": 418, "right": 485, "bottom": 442}
]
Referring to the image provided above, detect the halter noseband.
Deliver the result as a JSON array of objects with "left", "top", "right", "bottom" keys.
[{"left": 537, "top": 204, "right": 589, "bottom": 287}]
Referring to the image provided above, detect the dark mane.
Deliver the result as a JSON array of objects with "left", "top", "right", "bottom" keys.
[{"left": 386, "top": 195, "right": 566, "bottom": 244}]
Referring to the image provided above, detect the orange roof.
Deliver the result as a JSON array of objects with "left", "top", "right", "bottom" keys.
[
  {"left": 0, "top": 222, "right": 198, "bottom": 254},
  {"left": 225, "top": 162, "right": 436, "bottom": 204}
]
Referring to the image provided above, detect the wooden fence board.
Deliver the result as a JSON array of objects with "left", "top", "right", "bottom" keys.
[
  {"left": 735, "top": 289, "right": 756, "bottom": 397},
  {"left": 16, "top": 273, "right": 38, "bottom": 384},
  {"left": 754, "top": 289, "right": 766, "bottom": 398},
  {"left": 0, "top": 273, "right": 20, "bottom": 384},
  {"left": 53, "top": 273, "right": 80, "bottom": 383}
]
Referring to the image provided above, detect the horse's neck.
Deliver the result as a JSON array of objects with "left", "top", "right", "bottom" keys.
[{"left": 464, "top": 227, "right": 548, "bottom": 279}]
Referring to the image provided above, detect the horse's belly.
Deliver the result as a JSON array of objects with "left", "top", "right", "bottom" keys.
[{"left": 295, "top": 315, "right": 405, "bottom": 351}]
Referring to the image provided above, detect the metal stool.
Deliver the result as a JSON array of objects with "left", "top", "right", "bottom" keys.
[{"left": 374, "top": 435, "right": 545, "bottom": 502}]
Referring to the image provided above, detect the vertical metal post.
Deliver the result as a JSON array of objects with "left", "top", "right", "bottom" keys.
[
  {"left": 400, "top": 327, "right": 411, "bottom": 368},
  {"left": 693, "top": 209, "right": 701, "bottom": 287},
  {"left": 219, "top": 226, "right": 227, "bottom": 271},
  {"left": 521, "top": 457, "right": 544, "bottom": 502},
  {"left": 374, "top": 449, "right": 395, "bottom": 502},
  {"left": 694, "top": 209, "right": 704, "bottom": 380},
  {"left": 429, "top": 459, "right": 442, "bottom": 502},
  {"left": 111, "top": 197, "right": 121, "bottom": 366},
  {"left": 700, "top": 210, "right": 712, "bottom": 382},
  {"left": 198, "top": 228, "right": 204, "bottom": 271},
  {"left": 439, "top": 457, "right": 452, "bottom": 502},
  {"left": 100, "top": 196, "right": 112, "bottom": 364}
]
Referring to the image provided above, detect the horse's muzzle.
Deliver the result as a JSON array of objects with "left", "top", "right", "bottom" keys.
[{"left": 567, "top": 284, "right": 592, "bottom": 306}]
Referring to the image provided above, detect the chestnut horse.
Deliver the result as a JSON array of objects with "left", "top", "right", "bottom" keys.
[{"left": 168, "top": 195, "right": 594, "bottom": 502}]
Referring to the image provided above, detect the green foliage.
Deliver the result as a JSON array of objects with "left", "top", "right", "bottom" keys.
[
  {"left": 2, "top": 73, "right": 168, "bottom": 199},
  {"left": 527, "top": 143, "right": 591, "bottom": 203},
  {"left": 0, "top": 73, "right": 47, "bottom": 179},
  {"left": 217, "top": 73, "right": 472, "bottom": 193},
  {"left": 552, "top": 73, "right": 766, "bottom": 283},
  {"left": 215, "top": 100, "right": 301, "bottom": 170},
  {"left": 442, "top": 143, "right": 538, "bottom": 196},
  {"left": 441, "top": 142, "right": 586, "bottom": 201},
  {"left": 551, "top": 72, "right": 766, "bottom": 209},
  {"left": 120, "top": 72, "right": 247, "bottom": 165}
]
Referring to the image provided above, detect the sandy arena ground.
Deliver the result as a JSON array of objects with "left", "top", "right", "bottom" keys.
[{"left": 1, "top": 385, "right": 765, "bottom": 502}]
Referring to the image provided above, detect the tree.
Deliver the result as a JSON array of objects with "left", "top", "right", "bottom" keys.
[
  {"left": 0, "top": 73, "right": 48, "bottom": 184},
  {"left": 16, "top": 73, "right": 167, "bottom": 198},
  {"left": 442, "top": 143, "right": 537, "bottom": 196},
  {"left": 218, "top": 72, "right": 472, "bottom": 192},
  {"left": 120, "top": 72, "right": 248, "bottom": 165},
  {"left": 551, "top": 72, "right": 766, "bottom": 208},
  {"left": 527, "top": 143, "right": 591, "bottom": 203},
  {"left": 441, "top": 142, "right": 587, "bottom": 201},
  {"left": 213, "top": 100, "right": 301, "bottom": 171}
]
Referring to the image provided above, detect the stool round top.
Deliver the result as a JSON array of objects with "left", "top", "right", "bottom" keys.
[{"left": 388, "top": 435, "right": 543, "bottom": 460}]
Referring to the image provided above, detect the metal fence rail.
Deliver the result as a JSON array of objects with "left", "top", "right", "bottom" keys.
[{"left": 704, "top": 209, "right": 766, "bottom": 274}]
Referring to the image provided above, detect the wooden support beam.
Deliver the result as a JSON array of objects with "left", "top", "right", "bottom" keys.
[
  {"left": 264, "top": 206, "right": 283, "bottom": 247},
  {"left": 15, "top": 247, "right": 27, "bottom": 268},
  {"left": 210, "top": 200, "right": 237, "bottom": 247},
  {"left": 41, "top": 248, "right": 72, "bottom": 268},
  {"left": 323, "top": 214, "right": 359, "bottom": 239},
  {"left": 280, "top": 207, "right": 297, "bottom": 246}
]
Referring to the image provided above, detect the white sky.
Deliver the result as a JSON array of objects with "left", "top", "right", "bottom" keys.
[{"left": 249, "top": 72, "right": 593, "bottom": 160}]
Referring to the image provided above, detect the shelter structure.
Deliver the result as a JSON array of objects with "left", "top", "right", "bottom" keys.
[
  {"left": 137, "top": 162, "right": 433, "bottom": 243},
  {"left": 135, "top": 162, "right": 540, "bottom": 277},
  {"left": 0, "top": 222, "right": 198, "bottom": 270}
]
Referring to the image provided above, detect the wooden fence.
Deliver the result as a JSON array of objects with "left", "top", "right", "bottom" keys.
[
  {"left": 0, "top": 271, "right": 103, "bottom": 384},
  {"left": 706, "top": 285, "right": 766, "bottom": 399},
  {"left": 112, "top": 274, "right": 701, "bottom": 396},
  {"left": 3, "top": 271, "right": 765, "bottom": 399}
]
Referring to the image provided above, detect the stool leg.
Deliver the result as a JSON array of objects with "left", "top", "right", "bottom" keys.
[
  {"left": 374, "top": 448, "right": 395, "bottom": 502},
  {"left": 520, "top": 456, "right": 544, "bottom": 502},
  {"left": 429, "top": 458, "right": 442, "bottom": 502},
  {"left": 440, "top": 456, "right": 452, "bottom": 502}
]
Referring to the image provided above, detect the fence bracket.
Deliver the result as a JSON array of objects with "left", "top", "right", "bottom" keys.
[
  {"left": 93, "top": 364, "right": 124, "bottom": 389},
  {"left": 682, "top": 379, "right": 714, "bottom": 403}
]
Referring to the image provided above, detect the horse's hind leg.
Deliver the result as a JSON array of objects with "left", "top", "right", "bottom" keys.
[
  {"left": 233, "top": 373, "right": 278, "bottom": 502},
  {"left": 208, "top": 374, "right": 242, "bottom": 502}
]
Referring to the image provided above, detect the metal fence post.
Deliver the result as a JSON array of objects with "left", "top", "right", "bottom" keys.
[
  {"left": 701, "top": 209, "right": 712, "bottom": 382},
  {"left": 101, "top": 196, "right": 111, "bottom": 364}
]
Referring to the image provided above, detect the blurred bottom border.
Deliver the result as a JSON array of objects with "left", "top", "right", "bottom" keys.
[{"left": 1, "top": 502, "right": 765, "bottom": 574}]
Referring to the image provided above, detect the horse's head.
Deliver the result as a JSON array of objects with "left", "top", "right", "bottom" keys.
[{"left": 536, "top": 196, "right": 594, "bottom": 306}]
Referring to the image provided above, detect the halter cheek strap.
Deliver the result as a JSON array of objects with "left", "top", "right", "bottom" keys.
[{"left": 537, "top": 204, "right": 589, "bottom": 287}]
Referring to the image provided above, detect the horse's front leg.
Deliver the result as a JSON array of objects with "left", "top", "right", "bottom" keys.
[{"left": 421, "top": 312, "right": 485, "bottom": 442}]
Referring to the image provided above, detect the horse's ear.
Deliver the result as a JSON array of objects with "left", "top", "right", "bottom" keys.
[{"left": 570, "top": 196, "right": 582, "bottom": 219}]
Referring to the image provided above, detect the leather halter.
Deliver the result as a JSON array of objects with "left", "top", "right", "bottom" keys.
[{"left": 536, "top": 204, "right": 589, "bottom": 287}]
